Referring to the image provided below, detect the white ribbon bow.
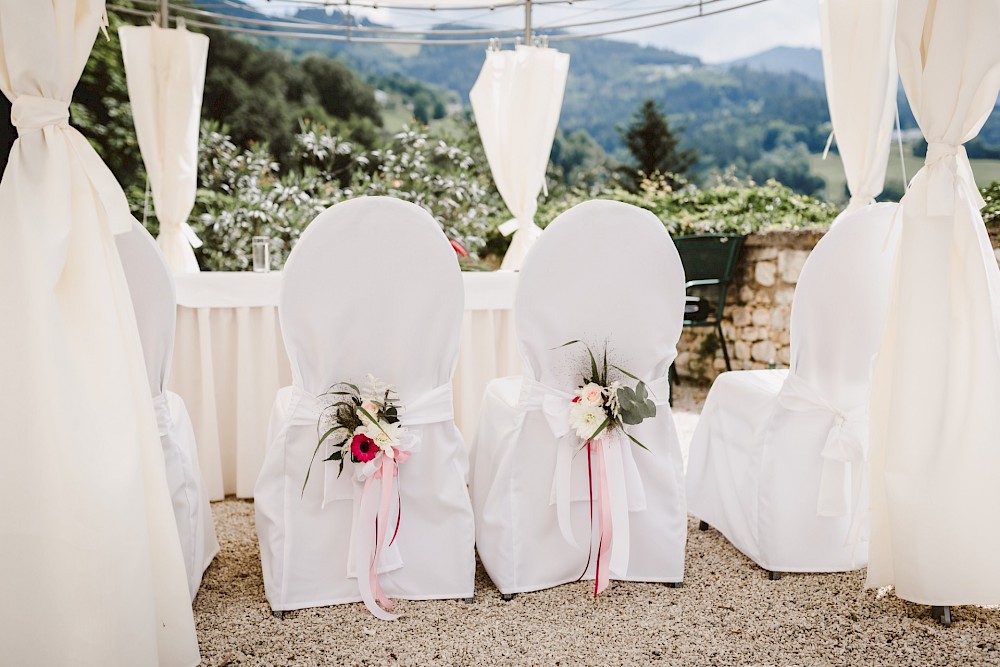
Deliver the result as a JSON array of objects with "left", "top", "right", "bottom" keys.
[
  {"left": 284, "top": 383, "right": 455, "bottom": 581},
  {"left": 517, "top": 374, "right": 669, "bottom": 577},
  {"left": 775, "top": 373, "right": 867, "bottom": 546}
]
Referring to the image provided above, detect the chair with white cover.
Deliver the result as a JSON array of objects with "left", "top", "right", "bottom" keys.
[
  {"left": 255, "top": 197, "right": 475, "bottom": 617},
  {"left": 116, "top": 220, "right": 220, "bottom": 600},
  {"left": 471, "top": 199, "right": 688, "bottom": 596},
  {"left": 686, "top": 204, "right": 899, "bottom": 576}
]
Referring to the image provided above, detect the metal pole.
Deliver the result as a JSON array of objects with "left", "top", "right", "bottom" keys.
[
  {"left": 160, "top": 0, "right": 169, "bottom": 28},
  {"left": 524, "top": 0, "right": 532, "bottom": 45}
]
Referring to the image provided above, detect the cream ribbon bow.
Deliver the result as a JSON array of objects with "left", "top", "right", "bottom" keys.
[
  {"left": 517, "top": 375, "right": 669, "bottom": 577},
  {"left": 775, "top": 373, "right": 868, "bottom": 546}
]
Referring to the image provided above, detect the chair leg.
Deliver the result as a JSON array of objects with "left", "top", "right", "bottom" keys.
[
  {"left": 716, "top": 321, "right": 731, "bottom": 371},
  {"left": 668, "top": 362, "right": 676, "bottom": 407},
  {"left": 698, "top": 520, "right": 710, "bottom": 531},
  {"left": 931, "top": 606, "right": 952, "bottom": 626},
  {"left": 272, "top": 610, "right": 285, "bottom": 620},
  {"left": 501, "top": 593, "right": 516, "bottom": 602},
  {"left": 667, "top": 581, "right": 683, "bottom": 588},
  {"left": 767, "top": 570, "right": 782, "bottom": 581}
]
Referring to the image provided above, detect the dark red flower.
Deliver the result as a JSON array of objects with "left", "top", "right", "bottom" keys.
[{"left": 351, "top": 433, "right": 378, "bottom": 463}]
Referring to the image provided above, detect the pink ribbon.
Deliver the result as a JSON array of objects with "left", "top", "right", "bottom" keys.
[
  {"left": 588, "top": 439, "right": 614, "bottom": 598},
  {"left": 357, "top": 449, "right": 410, "bottom": 620}
]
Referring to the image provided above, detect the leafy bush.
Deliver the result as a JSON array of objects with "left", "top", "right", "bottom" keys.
[
  {"left": 532, "top": 171, "right": 837, "bottom": 235},
  {"left": 982, "top": 181, "right": 1000, "bottom": 227}
]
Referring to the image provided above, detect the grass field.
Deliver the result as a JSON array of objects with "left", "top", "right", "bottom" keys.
[{"left": 810, "top": 148, "right": 1000, "bottom": 205}]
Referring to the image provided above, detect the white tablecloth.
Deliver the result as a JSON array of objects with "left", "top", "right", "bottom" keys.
[{"left": 170, "top": 271, "right": 521, "bottom": 500}]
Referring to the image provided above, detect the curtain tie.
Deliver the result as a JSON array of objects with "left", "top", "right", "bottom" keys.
[
  {"left": 11, "top": 95, "right": 69, "bottom": 134},
  {"left": 922, "top": 142, "right": 986, "bottom": 216}
]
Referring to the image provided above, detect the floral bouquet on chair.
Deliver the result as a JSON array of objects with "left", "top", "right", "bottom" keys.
[
  {"left": 304, "top": 374, "right": 414, "bottom": 489},
  {"left": 559, "top": 341, "right": 659, "bottom": 598},
  {"left": 303, "top": 374, "right": 416, "bottom": 621},
  {"left": 563, "top": 340, "right": 657, "bottom": 447}
]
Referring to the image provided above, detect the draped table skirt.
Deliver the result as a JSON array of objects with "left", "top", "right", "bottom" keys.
[{"left": 170, "top": 271, "right": 521, "bottom": 500}]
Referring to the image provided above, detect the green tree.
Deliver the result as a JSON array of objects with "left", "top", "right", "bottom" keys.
[{"left": 619, "top": 99, "right": 697, "bottom": 191}]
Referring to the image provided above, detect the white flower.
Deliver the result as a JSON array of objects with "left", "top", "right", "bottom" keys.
[
  {"left": 579, "top": 382, "right": 605, "bottom": 407},
  {"left": 568, "top": 401, "right": 607, "bottom": 441},
  {"left": 361, "top": 420, "right": 403, "bottom": 452}
]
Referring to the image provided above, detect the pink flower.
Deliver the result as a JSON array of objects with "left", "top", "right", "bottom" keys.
[
  {"left": 351, "top": 433, "right": 378, "bottom": 463},
  {"left": 581, "top": 383, "right": 604, "bottom": 406}
]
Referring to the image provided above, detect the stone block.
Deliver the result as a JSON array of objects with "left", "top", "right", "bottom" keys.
[
  {"left": 751, "top": 340, "right": 776, "bottom": 363},
  {"left": 755, "top": 261, "right": 777, "bottom": 287},
  {"left": 778, "top": 249, "right": 810, "bottom": 283},
  {"left": 755, "top": 246, "right": 779, "bottom": 261},
  {"left": 752, "top": 307, "right": 770, "bottom": 327},
  {"left": 739, "top": 286, "right": 755, "bottom": 303},
  {"left": 774, "top": 287, "right": 795, "bottom": 305},
  {"left": 732, "top": 307, "right": 751, "bottom": 327},
  {"left": 741, "top": 327, "right": 761, "bottom": 342},
  {"left": 778, "top": 346, "right": 791, "bottom": 365},
  {"left": 735, "top": 340, "right": 751, "bottom": 360},
  {"left": 770, "top": 305, "right": 790, "bottom": 329}
]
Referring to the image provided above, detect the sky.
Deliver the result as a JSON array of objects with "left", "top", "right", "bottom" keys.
[{"left": 241, "top": 0, "right": 821, "bottom": 63}]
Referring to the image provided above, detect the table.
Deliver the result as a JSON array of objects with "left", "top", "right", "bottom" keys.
[{"left": 169, "top": 271, "right": 522, "bottom": 500}]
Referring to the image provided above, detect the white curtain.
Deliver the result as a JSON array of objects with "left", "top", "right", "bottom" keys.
[
  {"left": 868, "top": 0, "right": 1000, "bottom": 606},
  {"left": 0, "top": 2, "right": 200, "bottom": 664},
  {"left": 120, "top": 23, "right": 209, "bottom": 274},
  {"left": 470, "top": 45, "right": 570, "bottom": 270},
  {"left": 818, "top": 0, "right": 897, "bottom": 215}
]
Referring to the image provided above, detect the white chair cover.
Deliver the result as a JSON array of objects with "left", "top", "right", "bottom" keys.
[
  {"left": 686, "top": 204, "right": 899, "bottom": 572},
  {"left": 470, "top": 199, "right": 687, "bottom": 594},
  {"left": 116, "top": 221, "right": 219, "bottom": 601},
  {"left": 868, "top": 0, "right": 1000, "bottom": 606},
  {"left": 255, "top": 197, "right": 475, "bottom": 612},
  {"left": 0, "top": 2, "right": 198, "bottom": 664}
]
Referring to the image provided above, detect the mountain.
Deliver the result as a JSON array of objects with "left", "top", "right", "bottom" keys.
[{"left": 724, "top": 46, "right": 825, "bottom": 81}]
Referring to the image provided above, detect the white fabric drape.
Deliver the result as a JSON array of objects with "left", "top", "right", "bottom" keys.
[
  {"left": 0, "top": 1, "right": 199, "bottom": 664},
  {"left": 818, "top": 0, "right": 897, "bottom": 215},
  {"left": 470, "top": 45, "right": 569, "bottom": 270},
  {"left": 120, "top": 23, "right": 209, "bottom": 274},
  {"left": 868, "top": 0, "right": 1000, "bottom": 606}
]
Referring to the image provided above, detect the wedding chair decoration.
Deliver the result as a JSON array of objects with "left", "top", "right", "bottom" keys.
[
  {"left": 116, "top": 220, "right": 219, "bottom": 600},
  {"left": 686, "top": 206, "right": 899, "bottom": 576},
  {"left": 471, "top": 200, "right": 688, "bottom": 597},
  {"left": 255, "top": 197, "right": 475, "bottom": 619}
]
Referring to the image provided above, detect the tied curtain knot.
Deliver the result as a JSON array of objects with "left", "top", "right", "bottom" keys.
[
  {"left": 11, "top": 95, "right": 70, "bottom": 134},
  {"left": 848, "top": 194, "right": 877, "bottom": 209},
  {"left": 921, "top": 141, "right": 986, "bottom": 216}
]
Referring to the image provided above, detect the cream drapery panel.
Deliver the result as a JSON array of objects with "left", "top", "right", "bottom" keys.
[
  {"left": 0, "top": 1, "right": 199, "bottom": 663},
  {"left": 470, "top": 45, "right": 569, "bottom": 270},
  {"left": 868, "top": 0, "right": 1000, "bottom": 606},
  {"left": 818, "top": 0, "right": 897, "bottom": 216},
  {"left": 120, "top": 23, "right": 209, "bottom": 273}
]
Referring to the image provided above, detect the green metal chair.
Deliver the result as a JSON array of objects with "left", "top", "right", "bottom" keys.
[{"left": 673, "top": 233, "right": 745, "bottom": 372}]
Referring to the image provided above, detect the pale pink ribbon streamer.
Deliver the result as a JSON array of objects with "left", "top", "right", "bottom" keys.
[{"left": 355, "top": 448, "right": 411, "bottom": 621}]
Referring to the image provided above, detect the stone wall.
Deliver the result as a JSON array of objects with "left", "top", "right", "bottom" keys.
[
  {"left": 674, "top": 226, "right": 1000, "bottom": 383},
  {"left": 674, "top": 230, "right": 824, "bottom": 382}
]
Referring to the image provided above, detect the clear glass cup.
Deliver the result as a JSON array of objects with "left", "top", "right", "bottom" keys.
[{"left": 252, "top": 236, "right": 271, "bottom": 273}]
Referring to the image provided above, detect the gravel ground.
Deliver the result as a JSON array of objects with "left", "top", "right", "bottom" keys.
[{"left": 192, "top": 384, "right": 1000, "bottom": 667}]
